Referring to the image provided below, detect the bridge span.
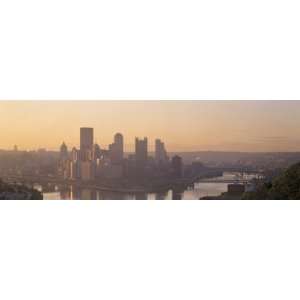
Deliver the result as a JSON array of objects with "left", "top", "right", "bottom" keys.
[
  {"left": 196, "top": 179, "right": 251, "bottom": 184},
  {"left": 1, "top": 174, "right": 147, "bottom": 193},
  {"left": 1, "top": 173, "right": 254, "bottom": 193}
]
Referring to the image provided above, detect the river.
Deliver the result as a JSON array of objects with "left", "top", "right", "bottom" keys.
[{"left": 40, "top": 172, "right": 259, "bottom": 200}]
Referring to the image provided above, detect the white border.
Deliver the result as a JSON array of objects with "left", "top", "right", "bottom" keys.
[
  {"left": 0, "top": 0, "right": 300, "bottom": 100},
  {"left": 1, "top": 1, "right": 300, "bottom": 300}
]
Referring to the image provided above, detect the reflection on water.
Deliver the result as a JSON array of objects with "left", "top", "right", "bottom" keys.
[
  {"left": 41, "top": 172, "right": 259, "bottom": 200},
  {"left": 43, "top": 187, "right": 173, "bottom": 200}
]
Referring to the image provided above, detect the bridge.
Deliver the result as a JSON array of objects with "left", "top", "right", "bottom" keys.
[
  {"left": 1, "top": 173, "right": 257, "bottom": 194},
  {"left": 196, "top": 178, "right": 251, "bottom": 184},
  {"left": 1, "top": 174, "right": 147, "bottom": 193}
]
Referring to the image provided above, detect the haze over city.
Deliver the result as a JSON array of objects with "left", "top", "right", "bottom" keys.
[{"left": 1, "top": 100, "right": 300, "bottom": 152}]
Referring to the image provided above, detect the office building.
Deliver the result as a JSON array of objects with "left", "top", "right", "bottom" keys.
[
  {"left": 171, "top": 155, "right": 183, "bottom": 178},
  {"left": 155, "top": 139, "right": 168, "bottom": 164},
  {"left": 80, "top": 127, "right": 93, "bottom": 150},
  {"left": 71, "top": 147, "right": 79, "bottom": 161},
  {"left": 135, "top": 137, "right": 148, "bottom": 162},
  {"left": 109, "top": 133, "right": 124, "bottom": 164},
  {"left": 80, "top": 161, "right": 94, "bottom": 181},
  {"left": 93, "top": 143, "right": 101, "bottom": 160},
  {"left": 135, "top": 137, "right": 148, "bottom": 175},
  {"left": 114, "top": 133, "right": 124, "bottom": 162},
  {"left": 60, "top": 142, "right": 68, "bottom": 161},
  {"left": 80, "top": 127, "right": 93, "bottom": 161}
]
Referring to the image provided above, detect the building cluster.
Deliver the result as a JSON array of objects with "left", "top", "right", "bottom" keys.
[{"left": 58, "top": 127, "right": 183, "bottom": 182}]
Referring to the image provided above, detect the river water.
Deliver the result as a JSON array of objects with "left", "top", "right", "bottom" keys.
[{"left": 41, "top": 172, "right": 259, "bottom": 200}]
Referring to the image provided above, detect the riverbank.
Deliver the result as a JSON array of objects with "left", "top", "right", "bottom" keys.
[{"left": 0, "top": 179, "right": 43, "bottom": 200}]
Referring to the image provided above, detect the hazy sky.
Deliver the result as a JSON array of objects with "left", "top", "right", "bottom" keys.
[{"left": 1, "top": 100, "right": 300, "bottom": 152}]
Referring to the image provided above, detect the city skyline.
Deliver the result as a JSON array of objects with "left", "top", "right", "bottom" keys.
[
  {"left": 57, "top": 127, "right": 178, "bottom": 184},
  {"left": 1, "top": 100, "right": 300, "bottom": 152}
]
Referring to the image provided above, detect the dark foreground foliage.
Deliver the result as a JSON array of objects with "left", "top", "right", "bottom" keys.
[
  {"left": 243, "top": 162, "right": 300, "bottom": 200},
  {"left": 0, "top": 179, "right": 43, "bottom": 200}
]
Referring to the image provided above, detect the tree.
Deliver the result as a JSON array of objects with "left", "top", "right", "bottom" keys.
[
  {"left": 242, "top": 162, "right": 300, "bottom": 200},
  {"left": 268, "top": 162, "right": 300, "bottom": 200}
]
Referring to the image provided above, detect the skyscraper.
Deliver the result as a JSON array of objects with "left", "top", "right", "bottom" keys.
[
  {"left": 155, "top": 139, "right": 168, "bottom": 165},
  {"left": 78, "top": 128, "right": 94, "bottom": 180},
  {"left": 80, "top": 127, "right": 93, "bottom": 161},
  {"left": 60, "top": 142, "right": 68, "bottom": 161},
  {"left": 70, "top": 147, "right": 80, "bottom": 179},
  {"left": 93, "top": 143, "right": 101, "bottom": 160},
  {"left": 59, "top": 142, "right": 69, "bottom": 179},
  {"left": 135, "top": 137, "right": 148, "bottom": 174},
  {"left": 80, "top": 127, "right": 93, "bottom": 150},
  {"left": 114, "top": 133, "right": 124, "bottom": 162},
  {"left": 71, "top": 147, "right": 79, "bottom": 161},
  {"left": 109, "top": 133, "right": 124, "bottom": 164},
  {"left": 171, "top": 155, "right": 183, "bottom": 178}
]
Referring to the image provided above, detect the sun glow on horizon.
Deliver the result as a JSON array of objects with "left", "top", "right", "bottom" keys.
[{"left": 1, "top": 100, "right": 300, "bottom": 152}]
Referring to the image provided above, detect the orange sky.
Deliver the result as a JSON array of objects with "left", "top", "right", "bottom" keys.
[{"left": 1, "top": 100, "right": 300, "bottom": 152}]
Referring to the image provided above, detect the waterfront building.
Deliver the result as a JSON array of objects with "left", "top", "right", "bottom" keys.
[
  {"left": 171, "top": 155, "right": 183, "bottom": 178},
  {"left": 80, "top": 161, "right": 94, "bottom": 181},
  {"left": 114, "top": 133, "right": 124, "bottom": 162},
  {"left": 135, "top": 137, "right": 148, "bottom": 163},
  {"left": 227, "top": 183, "right": 245, "bottom": 195},
  {"left": 80, "top": 127, "right": 93, "bottom": 150},
  {"left": 70, "top": 161, "right": 80, "bottom": 179},
  {"left": 109, "top": 142, "right": 118, "bottom": 164},
  {"left": 106, "top": 164, "right": 123, "bottom": 179},
  {"left": 93, "top": 143, "right": 101, "bottom": 160},
  {"left": 71, "top": 147, "right": 79, "bottom": 161},
  {"left": 80, "top": 127, "right": 93, "bottom": 161},
  {"left": 58, "top": 142, "right": 69, "bottom": 178},
  {"left": 60, "top": 142, "right": 68, "bottom": 161},
  {"left": 135, "top": 137, "right": 148, "bottom": 175},
  {"left": 109, "top": 133, "right": 124, "bottom": 164},
  {"left": 68, "top": 147, "right": 80, "bottom": 179},
  {"left": 155, "top": 139, "right": 168, "bottom": 165}
]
